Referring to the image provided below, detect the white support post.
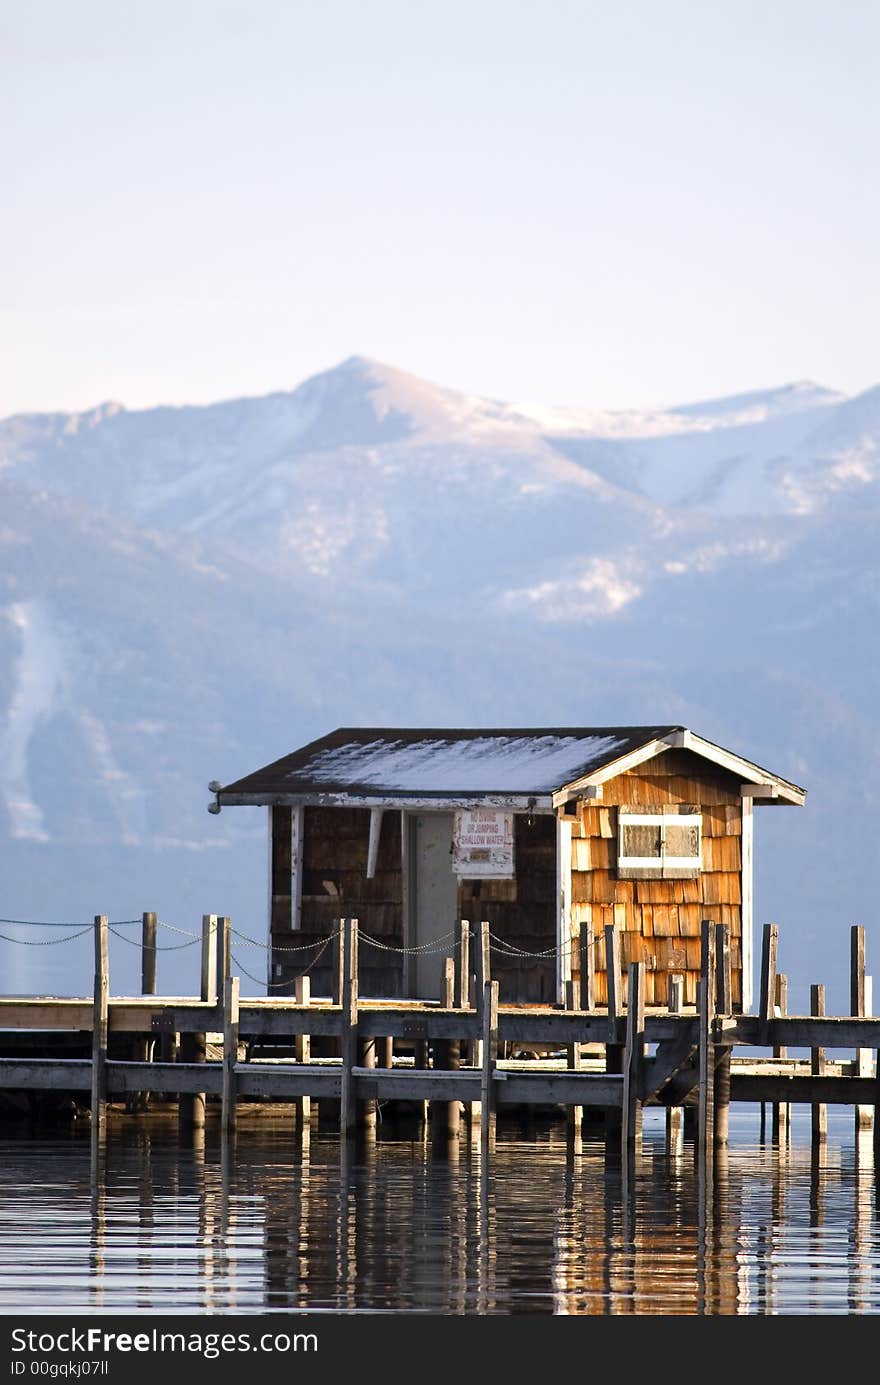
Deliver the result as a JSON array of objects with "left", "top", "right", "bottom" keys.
[
  {"left": 367, "top": 807, "right": 384, "bottom": 879},
  {"left": 556, "top": 815, "right": 573, "bottom": 1003}
]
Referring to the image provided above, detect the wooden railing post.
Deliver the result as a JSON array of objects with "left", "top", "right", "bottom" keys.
[
  {"left": 456, "top": 921, "right": 471, "bottom": 1009},
  {"left": 295, "top": 974, "right": 311, "bottom": 1127},
  {"left": 759, "top": 923, "right": 778, "bottom": 1031}
]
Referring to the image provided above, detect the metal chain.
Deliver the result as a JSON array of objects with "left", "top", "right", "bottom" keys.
[
  {"left": 156, "top": 919, "right": 200, "bottom": 939},
  {"left": 0, "top": 925, "right": 94, "bottom": 946},
  {"left": 108, "top": 925, "right": 201, "bottom": 953},
  {"left": 229, "top": 926, "right": 340, "bottom": 954},
  {"left": 0, "top": 916, "right": 140, "bottom": 930},
  {"left": 488, "top": 930, "right": 573, "bottom": 959},
  {"left": 233, "top": 934, "right": 334, "bottom": 992},
  {"left": 359, "top": 929, "right": 457, "bottom": 956}
]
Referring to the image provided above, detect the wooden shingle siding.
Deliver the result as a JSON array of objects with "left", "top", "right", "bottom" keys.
[
  {"left": 570, "top": 750, "right": 744, "bottom": 1008},
  {"left": 274, "top": 806, "right": 404, "bottom": 998}
]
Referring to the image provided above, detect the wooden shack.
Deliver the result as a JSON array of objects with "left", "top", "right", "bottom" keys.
[{"left": 212, "top": 725, "right": 805, "bottom": 1011}]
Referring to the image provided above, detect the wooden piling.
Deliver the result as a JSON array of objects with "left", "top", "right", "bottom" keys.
[
  {"left": 480, "top": 980, "right": 499, "bottom": 1148},
  {"left": 851, "top": 926, "right": 872, "bottom": 1131},
  {"left": 697, "top": 921, "right": 717, "bottom": 1160},
  {"left": 666, "top": 973, "right": 684, "bottom": 1150},
  {"left": 565, "top": 977, "right": 582, "bottom": 1134},
  {"left": 622, "top": 962, "right": 645, "bottom": 1155},
  {"left": 180, "top": 913, "right": 215, "bottom": 1131},
  {"left": 221, "top": 975, "right": 239, "bottom": 1136},
  {"left": 772, "top": 974, "right": 790, "bottom": 1146},
  {"left": 435, "top": 958, "right": 460, "bottom": 1140},
  {"left": 759, "top": 923, "right": 778, "bottom": 1030},
  {"left": 128, "top": 911, "right": 156, "bottom": 1113},
  {"left": 604, "top": 925, "right": 623, "bottom": 1132},
  {"left": 295, "top": 974, "right": 311, "bottom": 1126},
  {"left": 339, "top": 918, "right": 359, "bottom": 1139},
  {"left": 713, "top": 924, "right": 732, "bottom": 1146},
  {"left": 90, "top": 915, "right": 109, "bottom": 1136},
  {"left": 810, "top": 983, "right": 827, "bottom": 1143}
]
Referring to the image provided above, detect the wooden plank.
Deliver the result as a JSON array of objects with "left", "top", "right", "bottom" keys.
[
  {"left": 480, "top": 980, "right": 499, "bottom": 1146},
  {"left": 90, "top": 916, "right": 109, "bottom": 1134},
  {"left": 339, "top": 918, "right": 359, "bottom": 1138},
  {"left": 759, "top": 923, "right": 778, "bottom": 1028},
  {"left": 221, "top": 975, "right": 240, "bottom": 1135},
  {"left": 730, "top": 1075, "right": 880, "bottom": 1104},
  {"left": 811, "top": 983, "right": 827, "bottom": 1142}
]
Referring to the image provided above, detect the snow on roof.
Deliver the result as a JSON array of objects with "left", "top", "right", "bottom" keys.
[
  {"left": 219, "top": 725, "right": 682, "bottom": 799},
  {"left": 298, "top": 733, "right": 627, "bottom": 793}
]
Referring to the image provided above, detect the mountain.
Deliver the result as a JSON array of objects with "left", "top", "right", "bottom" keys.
[{"left": 1, "top": 357, "right": 878, "bottom": 1006}]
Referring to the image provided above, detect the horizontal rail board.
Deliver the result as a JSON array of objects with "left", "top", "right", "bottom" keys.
[{"left": 730, "top": 1075, "right": 880, "bottom": 1104}]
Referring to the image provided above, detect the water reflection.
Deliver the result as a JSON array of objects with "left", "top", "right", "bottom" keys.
[{"left": 0, "top": 1109, "right": 876, "bottom": 1314}]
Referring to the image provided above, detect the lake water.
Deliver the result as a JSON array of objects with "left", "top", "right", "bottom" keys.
[{"left": 0, "top": 1106, "right": 877, "bottom": 1316}]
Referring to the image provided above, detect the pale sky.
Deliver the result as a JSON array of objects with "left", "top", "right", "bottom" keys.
[{"left": 2, "top": 0, "right": 877, "bottom": 416}]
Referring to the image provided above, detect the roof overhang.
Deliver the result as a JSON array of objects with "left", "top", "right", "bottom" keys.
[
  {"left": 215, "top": 791, "right": 556, "bottom": 813},
  {"left": 551, "top": 728, "right": 805, "bottom": 809}
]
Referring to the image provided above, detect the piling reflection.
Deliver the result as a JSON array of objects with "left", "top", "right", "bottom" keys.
[{"left": 0, "top": 1108, "right": 874, "bottom": 1313}]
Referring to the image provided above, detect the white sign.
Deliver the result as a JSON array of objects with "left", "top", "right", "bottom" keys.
[{"left": 452, "top": 809, "right": 515, "bottom": 878}]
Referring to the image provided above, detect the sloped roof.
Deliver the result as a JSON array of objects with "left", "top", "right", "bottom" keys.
[{"left": 215, "top": 725, "right": 805, "bottom": 807}]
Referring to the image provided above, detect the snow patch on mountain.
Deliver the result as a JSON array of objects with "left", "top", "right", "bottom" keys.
[{"left": 0, "top": 601, "right": 68, "bottom": 841}]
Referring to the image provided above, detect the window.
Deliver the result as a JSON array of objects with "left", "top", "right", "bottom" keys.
[{"left": 617, "top": 807, "right": 702, "bottom": 879}]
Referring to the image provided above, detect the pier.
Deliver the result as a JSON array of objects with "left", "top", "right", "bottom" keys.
[{"left": 1, "top": 913, "right": 879, "bottom": 1168}]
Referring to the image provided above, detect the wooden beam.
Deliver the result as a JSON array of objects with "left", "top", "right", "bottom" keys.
[{"left": 216, "top": 916, "right": 231, "bottom": 1012}]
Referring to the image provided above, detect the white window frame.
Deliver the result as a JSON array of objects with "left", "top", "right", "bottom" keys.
[{"left": 617, "top": 811, "right": 702, "bottom": 877}]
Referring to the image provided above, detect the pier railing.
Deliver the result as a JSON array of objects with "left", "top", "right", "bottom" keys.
[{"left": 0, "top": 914, "right": 878, "bottom": 1162}]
